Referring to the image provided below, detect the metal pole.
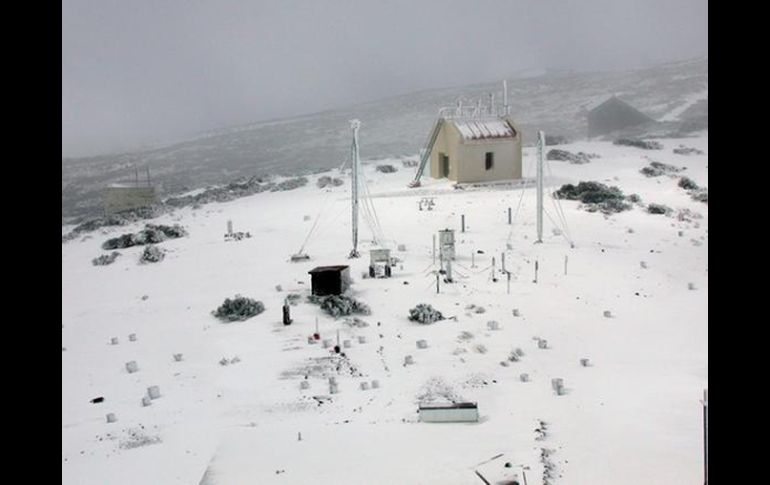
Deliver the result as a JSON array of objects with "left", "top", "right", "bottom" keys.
[
  {"left": 536, "top": 130, "right": 544, "bottom": 243},
  {"left": 564, "top": 255, "right": 568, "bottom": 275},
  {"left": 507, "top": 271, "right": 511, "bottom": 294},
  {"left": 508, "top": 207, "right": 512, "bottom": 225},
  {"left": 703, "top": 388, "right": 708, "bottom": 485},
  {"left": 432, "top": 235, "right": 436, "bottom": 265},
  {"left": 349, "top": 120, "right": 361, "bottom": 258},
  {"left": 436, "top": 272, "right": 440, "bottom": 294},
  {"left": 461, "top": 214, "right": 465, "bottom": 233},
  {"left": 446, "top": 258, "right": 453, "bottom": 282},
  {"left": 492, "top": 257, "right": 496, "bottom": 281},
  {"left": 471, "top": 251, "right": 475, "bottom": 268},
  {"left": 534, "top": 260, "right": 539, "bottom": 283},
  {"left": 502, "top": 253, "right": 506, "bottom": 273}
]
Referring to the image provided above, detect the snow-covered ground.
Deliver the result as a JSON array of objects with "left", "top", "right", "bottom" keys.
[{"left": 62, "top": 135, "right": 708, "bottom": 485}]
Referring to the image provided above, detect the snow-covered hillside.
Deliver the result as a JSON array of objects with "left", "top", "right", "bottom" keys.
[
  {"left": 62, "top": 135, "right": 708, "bottom": 484},
  {"left": 62, "top": 57, "right": 707, "bottom": 222}
]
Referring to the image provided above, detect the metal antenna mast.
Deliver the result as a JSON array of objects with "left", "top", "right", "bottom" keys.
[
  {"left": 349, "top": 119, "right": 361, "bottom": 258},
  {"left": 536, "top": 130, "right": 545, "bottom": 243}
]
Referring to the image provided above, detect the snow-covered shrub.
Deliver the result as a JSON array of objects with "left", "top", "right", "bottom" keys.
[
  {"left": 213, "top": 295, "right": 265, "bottom": 322},
  {"left": 555, "top": 181, "right": 623, "bottom": 204},
  {"left": 307, "top": 294, "right": 371, "bottom": 318},
  {"left": 546, "top": 149, "right": 597, "bottom": 164},
  {"left": 673, "top": 145, "right": 704, "bottom": 155},
  {"left": 690, "top": 188, "right": 708, "bottom": 203},
  {"left": 316, "top": 176, "right": 344, "bottom": 188},
  {"left": 401, "top": 159, "right": 418, "bottom": 167},
  {"left": 678, "top": 177, "right": 699, "bottom": 190},
  {"left": 271, "top": 177, "right": 308, "bottom": 192},
  {"left": 102, "top": 224, "right": 187, "bottom": 250},
  {"left": 614, "top": 138, "right": 663, "bottom": 150},
  {"left": 408, "top": 304, "right": 444, "bottom": 324},
  {"left": 416, "top": 377, "right": 463, "bottom": 404},
  {"left": 640, "top": 161, "right": 683, "bottom": 177},
  {"left": 555, "top": 181, "right": 632, "bottom": 214},
  {"left": 92, "top": 251, "right": 121, "bottom": 266},
  {"left": 139, "top": 244, "right": 165, "bottom": 263},
  {"left": 375, "top": 164, "right": 397, "bottom": 173},
  {"left": 646, "top": 203, "right": 670, "bottom": 215}
]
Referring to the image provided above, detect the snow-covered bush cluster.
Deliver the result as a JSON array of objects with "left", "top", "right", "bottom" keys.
[
  {"left": 554, "top": 181, "right": 632, "bottom": 214},
  {"left": 139, "top": 244, "right": 165, "bottom": 263},
  {"left": 408, "top": 304, "right": 444, "bottom": 324},
  {"left": 375, "top": 164, "right": 397, "bottom": 173},
  {"left": 271, "top": 176, "right": 308, "bottom": 192},
  {"left": 690, "top": 188, "right": 708, "bottom": 204},
  {"left": 307, "top": 294, "right": 371, "bottom": 318},
  {"left": 646, "top": 203, "right": 671, "bottom": 215},
  {"left": 673, "top": 145, "right": 704, "bottom": 155},
  {"left": 416, "top": 377, "right": 463, "bottom": 404},
  {"left": 213, "top": 295, "right": 265, "bottom": 322},
  {"left": 316, "top": 175, "right": 344, "bottom": 188},
  {"left": 678, "top": 177, "right": 699, "bottom": 190},
  {"left": 401, "top": 159, "right": 418, "bottom": 167},
  {"left": 102, "top": 224, "right": 187, "bottom": 250},
  {"left": 63, "top": 206, "right": 166, "bottom": 243},
  {"left": 677, "top": 177, "right": 707, "bottom": 204},
  {"left": 92, "top": 251, "right": 120, "bottom": 266},
  {"left": 546, "top": 149, "right": 599, "bottom": 164},
  {"left": 166, "top": 176, "right": 273, "bottom": 207},
  {"left": 614, "top": 138, "right": 663, "bottom": 150},
  {"left": 639, "top": 161, "right": 683, "bottom": 177}
]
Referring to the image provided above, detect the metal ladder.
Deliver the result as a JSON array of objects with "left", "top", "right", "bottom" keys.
[{"left": 409, "top": 118, "right": 444, "bottom": 188}]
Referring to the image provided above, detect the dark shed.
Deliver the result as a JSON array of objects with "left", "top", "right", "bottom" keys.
[
  {"left": 308, "top": 265, "right": 351, "bottom": 296},
  {"left": 588, "top": 96, "right": 654, "bottom": 138}
]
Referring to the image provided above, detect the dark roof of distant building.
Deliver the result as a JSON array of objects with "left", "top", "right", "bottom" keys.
[{"left": 308, "top": 265, "right": 349, "bottom": 274}]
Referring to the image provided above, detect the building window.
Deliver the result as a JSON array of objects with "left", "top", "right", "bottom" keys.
[{"left": 485, "top": 152, "right": 494, "bottom": 170}]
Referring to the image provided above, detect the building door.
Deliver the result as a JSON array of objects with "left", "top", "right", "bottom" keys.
[{"left": 440, "top": 153, "right": 450, "bottom": 178}]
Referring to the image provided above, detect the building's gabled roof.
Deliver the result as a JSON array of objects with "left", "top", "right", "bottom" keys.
[{"left": 451, "top": 118, "right": 516, "bottom": 141}]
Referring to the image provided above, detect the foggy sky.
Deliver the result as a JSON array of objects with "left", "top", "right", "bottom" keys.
[{"left": 62, "top": 0, "right": 707, "bottom": 157}]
